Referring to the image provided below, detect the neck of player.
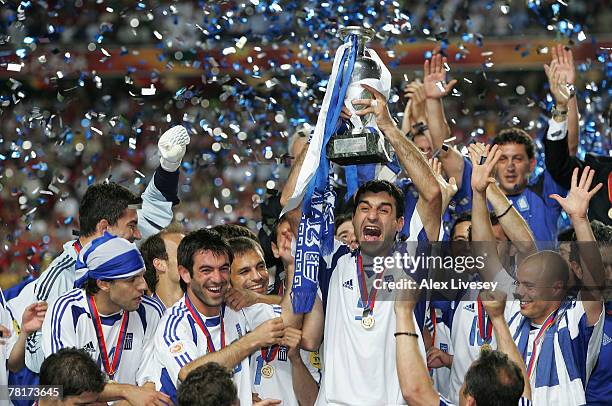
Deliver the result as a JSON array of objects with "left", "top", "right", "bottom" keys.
[
  {"left": 94, "top": 291, "right": 122, "bottom": 315},
  {"left": 188, "top": 287, "right": 221, "bottom": 317},
  {"left": 155, "top": 277, "right": 183, "bottom": 309}
]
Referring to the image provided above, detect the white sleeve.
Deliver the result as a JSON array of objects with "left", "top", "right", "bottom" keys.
[
  {"left": 243, "top": 304, "right": 278, "bottom": 332},
  {"left": 0, "top": 291, "right": 17, "bottom": 358},
  {"left": 153, "top": 316, "right": 200, "bottom": 389},
  {"left": 137, "top": 176, "right": 174, "bottom": 242},
  {"left": 41, "top": 291, "right": 79, "bottom": 359},
  {"left": 136, "top": 307, "right": 163, "bottom": 386},
  {"left": 546, "top": 118, "right": 568, "bottom": 141}
]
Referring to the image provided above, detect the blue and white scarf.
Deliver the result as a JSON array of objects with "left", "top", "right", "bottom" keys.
[
  {"left": 74, "top": 232, "right": 145, "bottom": 288},
  {"left": 284, "top": 36, "right": 358, "bottom": 313}
]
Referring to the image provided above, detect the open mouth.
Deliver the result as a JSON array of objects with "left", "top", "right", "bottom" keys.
[
  {"left": 520, "top": 300, "right": 532, "bottom": 308},
  {"left": 207, "top": 286, "right": 223, "bottom": 296},
  {"left": 362, "top": 225, "right": 382, "bottom": 242}
]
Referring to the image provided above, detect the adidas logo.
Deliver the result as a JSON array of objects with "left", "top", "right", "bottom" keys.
[
  {"left": 464, "top": 303, "right": 475, "bottom": 312},
  {"left": 83, "top": 341, "right": 96, "bottom": 353},
  {"left": 603, "top": 334, "right": 611, "bottom": 347},
  {"left": 343, "top": 279, "right": 354, "bottom": 290}
]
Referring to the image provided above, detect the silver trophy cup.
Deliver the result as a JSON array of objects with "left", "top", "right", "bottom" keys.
[{"left": 327, "top": 26, "right": 392, "bottom": 166}]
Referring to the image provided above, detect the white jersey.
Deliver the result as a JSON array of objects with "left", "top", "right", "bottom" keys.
[
  {"left": 425, "top": 305, "right": 453, "bottom": 400},
  {"left": 243, "top": 303, "right": 320, "bottom": 406},
  {"left": 507, "top": 298, "right": 604, "bottom": 406},
  {"left": 149, "top": 295, "right": 252, "bottom": 406},
  {"left": 26, "top": 177, "right": 175, "bottom": 373},
  {"left": 315, "top": 238, "right": 427, "bottom": 405},
  {"left": 0, "top": 289, "right": 18, "bottom": 406},
  {"left": 41, "top": 288, "right": 163, "bottom": 385}
]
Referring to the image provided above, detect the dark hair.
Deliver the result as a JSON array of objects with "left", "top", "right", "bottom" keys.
[
  {"left": 227, "top": 237, "right": 264, "bottom": 258},
  {"left": 353, "top": 180, "right": 405, "bottom": 219},
  {"left": 463, "top": 349, "right": 524, "bottom": 406},
  {"left": 178, "top": 229, "right": 233, "bottom": 292},
  {"left": 334, "top": 212, "right": 353, "bottom": 232},
  {"left": 211, "top": 224, "right": 258, "bottom": 241},
  {"left": 177, "top": 363, "right": 237, "bottom": 406},
  {"left": 83, "top": 278, "right": 100, "bottom": 296},
  {"left": 79, "top": 183, "right": 142, "bottom": 237},
  {"left": 140, "top": 233, "right": 169, "bottom": 293},
  {"left": 591, "top": 220, "right": 612, "bottom": 243},
  {"left": 491, "top": 128, "right": 535, "bottom": 160},
  {"left": 450, "top": 211, "right": 499, "bottom": 242},
  {"left": 40, "top": 348, "right": 106, "bottom": 399}
]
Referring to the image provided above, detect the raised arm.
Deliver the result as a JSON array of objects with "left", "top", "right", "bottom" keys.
[
  {"left": 354, "top": 84, "right": 442, "bottom": 240},
  {"left": 549, "top": 166, "right": 604, "bottom": 326},
  {"left": 423, "top": 54, "right": 465, "bottom": 189},
  {"left": 545, "top": 45, "right": 579, "bottom": 156},
  {"left": 469, "top": 144, "right": 506, "bottom": 282},
  {"left": 481, "top": 294, "right": 531, "bottom": 401},
  {"left": 284, "top": 327, "right": 318, "bottom": 406}
]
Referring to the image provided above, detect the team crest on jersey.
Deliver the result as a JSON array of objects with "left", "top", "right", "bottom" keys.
[
  {"left": 516, "top": 196, "right": 529, "bottom": 212},
  {"left": 124, "top": 333, "right": 133, "bottom": 350},
  {"left": 440, "top": 343, "right": 449, "bottom": 353},
  {"left": 170, "top": 342, "right": 185, "bottom": 355},
  {"left": 278, "top": 345, "right": 288, "bottom": 362},
  {"left": 309, "top": 351, "right": 321, "bottom": 369},
  {"left": 384, "top": 275, "right": 394, "bottom": 292}
]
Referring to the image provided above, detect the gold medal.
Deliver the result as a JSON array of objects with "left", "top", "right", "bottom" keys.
[
  {"left": 608, "top": 207, "right": 612, "bottom": 219},
  {"left": 480, "top": 343, "right": 492, "bottom": 352},
  {"left": 261, "top": 364, "right": 274, "bottom": 378},
  {"left": 361, "top": 314, "right": 375, "bottom": 329}
]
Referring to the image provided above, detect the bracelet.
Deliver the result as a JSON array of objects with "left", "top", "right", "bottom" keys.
[
  {"left": 496, "top": 204, "right": 513, "bottom": 219},
  {"left": 394, "top": 332, "right": 419, "bottom": 338}
]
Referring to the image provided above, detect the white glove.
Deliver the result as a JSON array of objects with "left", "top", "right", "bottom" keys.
[{"left": 158, "top": 125, "right": 190, "bottom": 172}]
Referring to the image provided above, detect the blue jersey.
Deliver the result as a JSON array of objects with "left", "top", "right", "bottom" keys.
[{"left": 585, "top": 302, "right": 612, "bottom": 405}]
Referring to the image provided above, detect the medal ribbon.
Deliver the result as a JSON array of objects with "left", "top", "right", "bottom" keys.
[
  {"left": 476, "top": 295, "right": 493, "bottom": 343},
  {"left": 86, "top": 295, "right": 129, "bottom": 380},
  {"left": 356, "top": 254, "right": 386, "bottom": 314},
  {"left": 525, "top": 311, "right": 557, "bottom": 379},
  {"left": 73, "top": 239, "right": 83, "bottom": 254},
  {"left": 184, "top": 293, "right": 225, "bottom": 353},
  {"left": 261, "top": 345, "right": 280, "bottom": 363}
]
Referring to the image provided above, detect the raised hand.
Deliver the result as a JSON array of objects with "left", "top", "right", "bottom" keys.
[
  {"left": 352, "top": 83, "right": 395, "bottom": 131},
  {"left": 21, "top": 302, "right": 47, "bottom": 335},
  {"left": 404, "top": 79, "right": 427, "bottom": 123},
  {"left": 423, "top": 54, "right": 457, "bottom": 99},
  {"left": 469, "top": 143, "right": 501, "bottom": 194},
  {"left": 549, "top": 166, "right": 603, "bottom": 220},
  {"left": 545, "top": 57, "right": 573, "bottom": 109},
  {"left": 428, "top": 157, "right": 457, "bottom": 213},
  {"left": 545, "top": 44, "right": 576, "bottom": 85}
]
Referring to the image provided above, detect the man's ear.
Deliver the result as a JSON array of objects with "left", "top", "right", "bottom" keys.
[
  {"left": 153, "top": 258, "right": 167, "bottom": 273},
  {"left": 178, "top": 265, "right": 191, "bottom": 286},
  {"left": 396, "top": 216, "right": 405, "bottom": 234},
  {"left": 529, "top": 158, "right": 536, "bottom": 174},
  {"left": 95, "top": 219, "right": 110, "bottom": 235},
  {"left": 97, "top": 280, "right": 112, "bottom": 293}
]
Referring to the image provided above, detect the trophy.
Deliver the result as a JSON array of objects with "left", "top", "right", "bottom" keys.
[{"left": 326, "top": 26, "right": 392, "bottom": 166}]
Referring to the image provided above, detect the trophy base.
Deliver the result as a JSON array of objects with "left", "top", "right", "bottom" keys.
[{"left": 326, "top": 131, "right": 392, "bottom": 166}]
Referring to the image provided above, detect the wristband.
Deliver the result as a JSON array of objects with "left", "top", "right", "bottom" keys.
[
  {"left": 394, "top": 332, "right": 419, "bottom": 338},
  {"left": 496, "top": 204, "right": 513, "bottom": 220}
]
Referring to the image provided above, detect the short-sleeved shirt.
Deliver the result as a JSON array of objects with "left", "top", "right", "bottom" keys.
[
  {"left": 150, "top": 295, "right": 252, "bottom": 406},
  {"left": 41, "top": 288, "right": 163, "bottom": 385}
]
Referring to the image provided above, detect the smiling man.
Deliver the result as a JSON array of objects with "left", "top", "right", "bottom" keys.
[
  {"left": 149, "top": 228, "right": 286, "bottom": 406},
  {"left": 40, "top": 233, "right": 171, "bottom": 405},
  {"left": 228, "top": 237, "right": 320, "bottom": 406}
]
